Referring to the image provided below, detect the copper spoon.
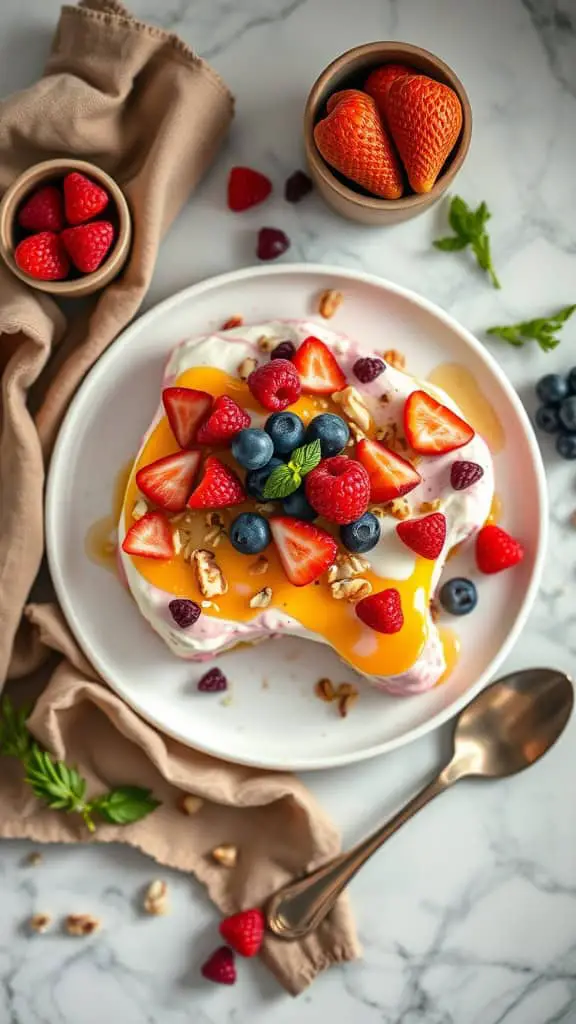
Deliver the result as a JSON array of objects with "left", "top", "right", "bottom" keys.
[{"left": 267, "top": 668, "right": 573, "bottom": 940}]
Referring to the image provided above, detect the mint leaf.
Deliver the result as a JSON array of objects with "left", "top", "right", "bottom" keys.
[
  {"left": 434, "top": 195, "right": 500, "bottom": 289},
  {"left": 263, "top": 464, "right": 300, "bottom": 500},
  {"left": 290, "top": 439, "right": 321, "bottom": 475},
  {"left": 91, "top": 786, "right": 160, "bottom": 825},
  {"left": 487, "top": 305, "right": 575, "bottom": 353}
]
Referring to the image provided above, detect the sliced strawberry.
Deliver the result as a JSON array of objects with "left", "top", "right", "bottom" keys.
[
  {"left": 404, "top": 390, "right": 474, "bottom": 455},
  {"left": 356, "top": 437, "right": 421, "bottom": 502},
  {"left": 187, "top": 456, "right": 246, "bottom": 509},
  {"left": 162, "top": 387, "right": 212, "bottom": 448},
  {"left": 269, "top": 516, "right": 337, "bottom": 587},
  {"left": 122, "top": 511, "right": 174, "bottom": 560},
  {"left": 196, "top": 395, "right": 251, "bottom": 445},
  {"left": 291, "top": 336, "right": 346, "bottom": 394},
  {"left": 228, "top": 167, "right": 272, "bottom": 212},
  {"left": 396, "top": 512, "right": 447, "bottom": 560},
  {"left": 219, "top": 909, "right": 264, "bottom": 957},
  {"left": 136, "top": 450, "right": 201, "bottom": 512}
]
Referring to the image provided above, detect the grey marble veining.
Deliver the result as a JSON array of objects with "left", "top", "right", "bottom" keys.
[{"left": 1, "top": 0, "right": 576, "bottom": 1022}]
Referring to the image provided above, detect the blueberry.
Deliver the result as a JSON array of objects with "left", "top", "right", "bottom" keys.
[
  {"left": 439, "top": 577, "right": 478, "bottom": 616},
  {"left": 535, "top": 405, "right": 560, "bottom": 434},
  {"left": 340, "top": 512, "right": 381, "bottom": 554},
  {"left": 246, "top": 457, "right": 283, "bottom": 499},
  {"left": 535, "top": 373, "right": 569, "bottom": 406},
  {"left": 265, "top": 412, "right": 305, "bottom": 456},
  {"left": 231, "top": 427, "right": 274, "bottom": 470},
  {"left": 230, "top": 512, "right": 271, "bottom": 555},
  {"left": 568, "top": 367, "right": 576, "bottom": 395},
  {"left": 305, "top": 413, "right": 350, "bottom": 457},
  {"left": 556, "top": 433, "right": 576, "bottom": 459},
  {"left": 282, "top": 487, "right": 317, "bottom": 521},
  {"left": 559, "top": 396, "right": 576, "bottom": 432}
]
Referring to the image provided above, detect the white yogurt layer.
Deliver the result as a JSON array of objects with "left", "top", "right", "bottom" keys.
[{"left": 119, "top": 319, "right": 494, "bottom": 696}]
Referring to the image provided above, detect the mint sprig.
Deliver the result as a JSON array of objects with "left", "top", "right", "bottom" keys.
[
  {"left": 434, "top": 196, "right": 501, "bottom": 290},
  {"left": 263, "top": 439, "right": 322, "bottom": 500},
  {"left": 487, "top": 304, "right": 576, "bottom": 353},
  {"left": 0, "top": 696, "right": 160, "bottom": 832}
]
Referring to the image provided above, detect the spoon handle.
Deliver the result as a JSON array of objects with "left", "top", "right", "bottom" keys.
[{"left": 267, "top": 770, "right": 452, "bottom": 940}]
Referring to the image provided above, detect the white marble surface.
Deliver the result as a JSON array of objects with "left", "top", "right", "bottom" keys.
[{"left": 2, "top": 0, "right": 576, "bottom": 1021}]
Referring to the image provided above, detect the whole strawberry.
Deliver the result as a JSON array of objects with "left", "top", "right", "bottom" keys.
[
  {"left": 356, "top": 588, "right": 404, "bottom": 634},
  {"left": 476, "top": 524, "right": 525, "bottom": 575},
  {"left": 364, "top": 63, "right": 413, "bottom": 122},
  {"left": 314, "top": 90, "right": 403, "bottom": 200},
  {"left": 386, "top": 74, "right": 463, "bottom": 194},
  {"left": 61, "top": 221, "right": 114, "bottom": 273},
  {"left": 14, "top": 231, "right": 69, "bottom": 281},
  {"left": 201, "top": 946, "right": 236, "bottom": 985},
  {"left": 197, "top": 395, "right": 251, "bottom": 445},
  {"left": 187, "top": 456, "right": 246, "bottom": 509},
  {"left": 305, "top": 456, "right": 370, "bottom": 525},
  {"left": 18, "top": 185, "right": 64, "bottom": 233},
  {"left": 63, "top": 171, "right": 109, "bottom": 224},
  {"left": 219, "top": 908, "right": 265, "bottom": 957}
]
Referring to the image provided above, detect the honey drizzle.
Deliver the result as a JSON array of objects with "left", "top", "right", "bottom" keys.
[
  {"left": 85, "top": 460, "right": 133, "bottom": 572},
  {"left": 437, "top": 627, "right": 461, "bottom": 685}
]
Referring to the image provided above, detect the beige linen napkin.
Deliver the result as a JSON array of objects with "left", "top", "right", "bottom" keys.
[{"left": 0, "top": 0, "right": 360, "bottom": 995}]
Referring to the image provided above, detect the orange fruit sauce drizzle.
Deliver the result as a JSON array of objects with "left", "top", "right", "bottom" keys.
[{"left": 122, "top": 365, "right": 438, "bottom": 679}]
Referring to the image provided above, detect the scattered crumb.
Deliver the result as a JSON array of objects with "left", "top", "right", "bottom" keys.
[
  {"left": 143, "top": 880, "right": 169, "bottom": 916},
  {"left": 261, "top": 678, "right": 269, "bottom": 690},
  {"left": 178, "top": 793, "right": 204, "bottom": 816},
  {"left": 24, "top": 851, "right": 43, "bottom": 868},
  {"left": 29, "top": 913, "right": 51, "bottom": 934},
  {"left": 220, "top": 695, "right": 233, "bottom": 707},
  {"left": 338, "top": 691, "right": 359, "bottom": 718},
  {"left": 318, "top": 288, "right": 343, "bottom": 319},
  {"left": 382, "top": 349, "right": 405, "bottom": 370},
  {"left": 211, "top": 844, "right": 238, "bottom": 868},
  {"left": 65, "top": 914, "right": 100, "bottom": 937},
  {"left": 221, "top": 315, "right": 243, "bottom": 330}
]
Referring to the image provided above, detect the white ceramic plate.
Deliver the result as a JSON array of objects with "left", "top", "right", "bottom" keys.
[{"left": 46, "top": 264, "right": 547, "bottom": 770}]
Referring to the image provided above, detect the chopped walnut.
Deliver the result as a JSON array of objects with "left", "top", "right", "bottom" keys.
[
  {"left": 143, "top": 880, "right": 169, "bottom": 916},
  {"left": 330, "top": 577, "right": 372, "bottom": 602},
  {"left": 385, "top": 498, "right": 411, "bottom": 520},
  {"left": 375, "top": 420, "right": 409, "bottom": 453},
  {"left": 349, "top": 421, "right": 367, "bottom": 443},
  {"left": 419, "top": 499, "right": 442, "bottom": 514},
  {"left": 315, "top": 678, "right": 336, "bottom": 702},
  {"left": 221, "top": 315, "right": 244, "bottom": 330},
  {"left": 193, "top": 549, "right": 228, "bottom": 598},
  {"left": 65, "top": 914, "right": 100, "bottom": 937},
  {"left": 29, "top": 913, "right": 51, "bottom": 934},
  {"left": 178, "top": 793, "right": 204, "bottom": 815},
  {"left": 132, "top": 499, "right": 148, "bottom": 520},
  {"left": 257, "top": 334, "right": 276, "bottom": 352},
  {"left": 382, "top": 349, "right": 405, "bottom": 369},
  {"left": 338, "top": 691, "right": 359, "bottom": 718},
  {"left": 327, "top": 552, "right": 370, "bottom": 582},
  {"left": 336, "top": 682, "right": 358, "bottom": 698},
  {"left": 248, "top": 555, "right": 269, "bottom": 576},
  {"left": 255, "top": 502, "right": 275, "bottom": 515},
  {"left": 211, "top": 844, "right": 238, "bottom": 868},
  {"left": 249, "top": 586, "right": 272, "bottom": 609},
  {"left": 318, "top": 289, "right": 343, "bottom": 319},
  {"left": 332, "top": 386, "right": 372, "bottom": 433},
  {"left": 238, "top": 356, "right": 257, "bottom": 380}
]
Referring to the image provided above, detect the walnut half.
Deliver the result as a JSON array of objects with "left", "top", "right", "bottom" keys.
[{"left": 192, "top": 549, "right": 228, "bottom": 599}]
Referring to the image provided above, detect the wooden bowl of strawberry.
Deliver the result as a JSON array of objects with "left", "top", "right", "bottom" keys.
[
  {"left": 0, "top": 158, "right": 131, "bottom": 296},
  {"left": 304, "top": 42, "right": 472, "bottom": 225}
]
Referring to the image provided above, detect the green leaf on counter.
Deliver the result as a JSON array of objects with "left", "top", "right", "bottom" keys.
[
  {"left": 434, "top": 195, "right": 501, "bottom": 289},
  {"left": 487, "top": 304, "right": 576, "bottom": 353}
]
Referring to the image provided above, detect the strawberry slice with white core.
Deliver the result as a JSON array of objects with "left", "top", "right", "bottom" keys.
[
  {"left": 135, "top": 449, "right": 201, "bottom": 512},
  {"left": 355, "top": 437, "right": 421, "bottom": 502},
  {"left": 122, "top": 511, "right": 174, "bottom": 560},
  {"left": 291, "top": 336, "right": 346, "bottom": 394},
  {"left": 404, "top": 390, "right": 474, "bottom": 455},
  {"left": 162, "top": 387, "right": 212, "bottom": 448},
  {"left": 269, "top": 516, "right": 338, "bottom": 587}
]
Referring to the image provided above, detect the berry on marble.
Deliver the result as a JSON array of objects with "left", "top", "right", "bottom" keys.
[
  {"left": 231, "top": 427, "right": 274, "bottom": 470},
  {"left": 340, "top": 512, "right": 381, "bottom": 553},
  {"left": 556, "top": 433, "right": 576, "bottom": 459},
  {"left": 535, "top": 373, "right": 569, "bottom": 406},
  {"left": 230, "top": 512, "right": 271, "bottom": 555},
  {"left": 304, "top": 413, "right": 349, "bottom": 457},
  {"left": 284, "top": 170, "right": 313, "bottom": 203},
  {"left": 534, "top": 405, "right": 560, "bottom": 434},
  {"left": 257, "top": 227, "right": 290, "bottom": 261},
  {"left": 558, "top": 396, "right": 576, "bottom": 432}
]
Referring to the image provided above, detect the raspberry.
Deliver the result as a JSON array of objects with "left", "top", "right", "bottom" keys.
[
  {"left": 450, "top": 460, "right": 484, "bottom": 491},
  {"left": 270, "top": 341, "right": 296, "bottom": 361},
  {"left": 198, "top": 667, "right": 228, "bottom": 692},
  {"left": 219, "top": 909, "right": 265, "bottom": 957},
  {"left": 61, "top": 221, "right": 114, "bottom": 273},
  {"left": 284, "top": 170, "right": 313, "bottom": 203},
  {"left": 257, "top": 227, "right": 290, "bottom": 261},
  {"left": 196, "top": 395, "right": 250, "bottom": 445},
  {"left": 187, "top": 457, "right": 246, "bottom": 509},
  {"left": 396, "top": 513, "right": 447, "bottom": 559},
  {"left": 475, "top": 525, "right": 525, "bottom": 575},
  {"left": 18, "top": 185, "right": 64, "bottom": 232},
  {"left": 14, "top": 232, "right": 69, "bottom": 281},
  {"left": 201, "top": 946, "right": 236, "bottom": 985},
  {"left": 356, "top": 588, "right": 404, "bottom": 634},
  {"left": 305, "top": 456, "right": 370, "bottom": 525},
  {"left": 169, "top": 599, "right": 201, "bottom": 628},
  {"left": 63, "top": 171, "right": 109, "bottom": 225},
  {"left": 353, "top": 357, "right": 386, "bottom": 383},
  {"left": 248, "top": 358, "right": 301, "bottom": 411}
]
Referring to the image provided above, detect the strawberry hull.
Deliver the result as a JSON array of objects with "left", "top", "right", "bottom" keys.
[{"left": 119, "top": 318, "right": 494, "bottom": 697}]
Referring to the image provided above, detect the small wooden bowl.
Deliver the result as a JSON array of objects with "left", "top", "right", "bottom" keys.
[
  {"left": 304, "top": 42, "right": 472, "bottom": 226},
  {"left": 0, "top": 158, "right": 132, "bottom": 297}
]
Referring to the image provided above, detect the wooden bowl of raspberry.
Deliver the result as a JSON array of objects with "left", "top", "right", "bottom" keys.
[{"left": 0, "top": 158, "right": 131, "bottom": 296}]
